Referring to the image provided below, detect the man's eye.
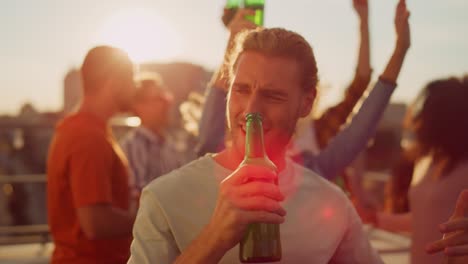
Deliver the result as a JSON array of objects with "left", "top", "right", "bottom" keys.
[
  {"left": 234, "top": 87, "right": 250, "bottom": 94},
  {"left": 266, "top": 94, "right": 286, "bottom": 102}
]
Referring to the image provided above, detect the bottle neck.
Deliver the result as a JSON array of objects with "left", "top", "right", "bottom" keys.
[{"left": 244, "top": 117, "right": 267, "bottom": 159}]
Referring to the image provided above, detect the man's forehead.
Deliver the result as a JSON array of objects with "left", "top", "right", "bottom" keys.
[
  {"left": 237, "top": 51, "right": 298, "bottom": 67},
  {"left": 234, "top": 52, "right": 301, "bottom": 86}
]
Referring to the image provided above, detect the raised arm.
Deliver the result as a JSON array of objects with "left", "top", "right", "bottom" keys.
[
  {"left": 174, "top": 165, "right": 285, "bottom": 264},
  {"left": 380, "top": 0, "right": 411, "bottom": 83},
  {"left": 196, "top": 9, "right": 256, "bottom": 156},
  {"left": 314, "top": 0, "right": 372, "bottom": 149},
  {"left": 196, "top": 86, "right": 228, "bottom": 156},
  {"left": 312, "top": 0, "right": 411, "bottom": 180},
  {"left": 354, "top": 0, "right": 372, "bottom": 78}
]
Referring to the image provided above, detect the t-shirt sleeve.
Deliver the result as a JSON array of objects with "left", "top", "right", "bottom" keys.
[
  {"left": 128, "top": 188, "right": 180, "bottom": 264},
  {"left": 69, "top": 136, "right": 114, "bottom": 207},
  {"left": 329, "top": 199, "right": 384, "bottom": 264}
]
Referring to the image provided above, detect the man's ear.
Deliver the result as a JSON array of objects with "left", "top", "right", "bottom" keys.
[{"left": 299, "top": 88, "right": 316, "bottom": 118}]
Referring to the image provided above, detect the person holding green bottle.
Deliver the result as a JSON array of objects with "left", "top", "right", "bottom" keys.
[
  {"left": 198, "top": 0, "right": 380, "bottom": 185},
  {"left": 128, "top": 0, "right": 410, "bottom": 263}
]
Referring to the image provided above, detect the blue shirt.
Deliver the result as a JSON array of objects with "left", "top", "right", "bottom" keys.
[{"left": 120, "top": 126, "right": 194, "bottom": 191}]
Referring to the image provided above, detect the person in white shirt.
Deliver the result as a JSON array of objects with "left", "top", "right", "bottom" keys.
[{"left": 128, "top": 1, "right": 410, "bottom": 263}]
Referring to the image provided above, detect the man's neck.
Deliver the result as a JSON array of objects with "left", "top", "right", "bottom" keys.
[
  {"left": 214, "top": 147, "right": 287, "bottom": 172},
  {"left": 213, "top": 149, "right": 243, "bottom": 171},
  {"left": 79, "top": 97, "right": 116, "bottom": 123}
]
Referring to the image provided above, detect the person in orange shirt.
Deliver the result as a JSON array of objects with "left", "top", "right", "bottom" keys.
[{"left": 47, "top": 46, "right": 137, "bottom": 264}]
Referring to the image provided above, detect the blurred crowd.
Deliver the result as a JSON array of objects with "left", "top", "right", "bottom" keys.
[{"left": 1, "top": 0, "right": 468, "bottom": 264}]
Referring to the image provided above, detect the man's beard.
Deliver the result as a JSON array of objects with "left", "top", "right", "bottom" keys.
[{"left": 115, "top": 94, "right": 132, "bottom": 113}]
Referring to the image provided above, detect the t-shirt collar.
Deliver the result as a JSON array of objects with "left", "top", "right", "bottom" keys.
[{"left": 136, "top": 125, "right": 164, "bottom": 145}]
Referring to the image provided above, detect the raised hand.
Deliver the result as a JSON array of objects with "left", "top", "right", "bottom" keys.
[
  {"left": 426, "top": 190, "right": 468, "bottom": 257},
  {"left": 213, "top": 8, "right": 258, "bottom": 92},
  {"left": 228, "top": 9, "right": 258, "bottom": 39},
  {"left": 205, "top": 164, "right": 286, "bottom": 253},
  {"left": 379, "top": 0, "right": 411, "bottom": 83},
  {"left": 395, "top": 0, "right": 411, "bottom": 51},
  {"left": 353, "top": 0, "right": 369, "bottom": 21}
]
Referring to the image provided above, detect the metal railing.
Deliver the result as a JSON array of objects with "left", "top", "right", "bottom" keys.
[
  {"left": 0, "top": 174, "right": 49, "bottom": 246},
  {"left": 0, "top": 225, "right": 50, "bottom": 245},
  {"left": 0, "top": 174, "right": 46, "bottom": 183}
]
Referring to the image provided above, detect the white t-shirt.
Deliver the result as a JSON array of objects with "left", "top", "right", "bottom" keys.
[{"left": 128, "top": 155, "right": 382, "bottom": 264}]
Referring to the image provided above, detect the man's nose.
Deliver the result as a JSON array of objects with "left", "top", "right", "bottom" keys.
[{"left": 243, "top": 92, "right": 264, "bottom": 117}]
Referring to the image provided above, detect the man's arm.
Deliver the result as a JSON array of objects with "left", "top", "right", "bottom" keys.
[
  {"left": 128, "top": 185, "right": 223, "bottom": 264},
  {"left": 311, "top": 0, "right": 411, "bottom": 180},
  {"left": 314, "top": 0, "right": 372, "bottom": 149},
  {"left": 77, "top": 204, "right": 135, "bottom": 239},
  {"left": 196, "top": 87, "right": 227, "bottom": 156},
  {"left": 175, "top": 165, "right": 285, "bottom": 264},
  {"left": 128, "top": 189, "right": 180, "bottom": 264},
  {"left": 70, "top": 138, "right": 136, "bottom": 240},
  {"left": 128, "top": 164, "right": 285, "bottom": 264},
  {"left": 329, "top": 196, "right": 384, "bottom": 264},
  {"left": 196, "top": 9, "right": 256, "bottom": 156},
  {"left": 173, "top": 227, "right": 226, "bottom": 264},
  {"left": 311, "top": 80, "right": 395, "bottom": 179},
  {"left": 354, "top": 0, "right": 372, "bottom": 78},
  {"left": 380, "top": 0, "right": 411, "bottom": 84}
]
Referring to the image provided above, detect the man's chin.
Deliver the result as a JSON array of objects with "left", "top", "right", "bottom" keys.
[
  {"left": 228, "top": 141, "right": 245, "bottom": 160},
  {"left": 118, "top": 104, "right": 133, "bottom": 113},
  {"left": 265, "top": 140, "right": 289, "bottom": 160}
]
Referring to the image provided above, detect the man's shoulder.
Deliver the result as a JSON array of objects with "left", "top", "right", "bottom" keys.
[
  {"left": 290, "top": 161, "right": 349, "bottom": 200},
  {"left": 143, "top": 155, "right": 217, "bottom": 198},
  {"left": 52, "top": 116, "right": 109, "bottom": 153},
  {"left": 57, "top": 114, "right": 105, "bottom": 139}
]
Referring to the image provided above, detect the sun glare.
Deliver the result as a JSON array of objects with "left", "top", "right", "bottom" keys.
[{"left": 95, "top": 8, "right": 184, "bottom": 63}]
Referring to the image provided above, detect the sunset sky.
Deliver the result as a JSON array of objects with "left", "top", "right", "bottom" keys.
[{"left": 1, "top": 0, "right": 467, "bottom": 114}]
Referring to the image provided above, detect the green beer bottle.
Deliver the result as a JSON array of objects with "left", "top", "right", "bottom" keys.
[
  {"left": 239, "top": 112, "right": 281, "bottom": 263},
  {"left": 226, "top": 0, "right": 241, "bottom": 8},
  {"left": 243, "top": 0, "right": 264, "bottom": 26}
]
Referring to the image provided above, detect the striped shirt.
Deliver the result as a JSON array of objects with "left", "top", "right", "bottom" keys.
[{"left": 120, "top": 126, "right": 194, "bottom": 192}]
